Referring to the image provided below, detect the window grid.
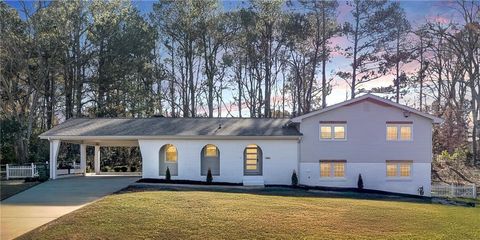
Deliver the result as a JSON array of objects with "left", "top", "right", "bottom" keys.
[
  {"left": 320, "top": 126, "right": 332, "bottom": 139},
  {"left": 386, "top": 124, "right": 412, "bottom": 141},
  {"left": 205, "top": 144, "right": 218, "bottom": 157},
  {"left": 400, "top": 127, "right": 412, "bottom": 140},
  {"left": 245, "top": 145, "right": 259, "bottom": 171},
  {"left": 333, "top": 162, "right": 345, "bottom": 177},
  {"left": 320, "top": 161, "right": 345, "bottom": 178},
  {"left": 320, "top": 124, "right": 346, "bottom": 140},
  {"left": 165, "top": 145, "right": 177, "bottom": 162},
  {"left": 386, "top": 161, "right": 412, "bottom": 177}
]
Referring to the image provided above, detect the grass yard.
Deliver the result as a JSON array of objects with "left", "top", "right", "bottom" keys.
[{"left": 19, "top": 189, "right": 480, "bottom": 240}]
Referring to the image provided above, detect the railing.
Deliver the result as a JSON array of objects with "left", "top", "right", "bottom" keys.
[
  {"left": 57, "top": 161, "right": 83, "bottom": 175},
  {"left": 6, "top": 163, "right": 38, "bottom": 180},
  {"left": 431, "top": 184, "right": 477, "bottom": 199}
]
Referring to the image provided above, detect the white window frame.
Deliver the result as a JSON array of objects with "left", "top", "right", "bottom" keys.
[
  {"left": 319, "top": 123, "right": 347, "bottom": 141},
  {"left": 319, "top": 160, "right": 346, "bottom": 180},
  {"left": 386, "top": 160, "right": 412, "bottom": 180},
  {"left": 386, "top": 123, "right": 413, "bottom": 141}
]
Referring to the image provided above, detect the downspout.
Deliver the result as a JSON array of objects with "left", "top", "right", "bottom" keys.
[{"left": 297, "top": 136, "right": 302, "bottom": 185}]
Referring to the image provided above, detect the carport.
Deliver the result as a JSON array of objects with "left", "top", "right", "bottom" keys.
[{"left": 43, "top": 137, "right": 139, "bottom": 179}]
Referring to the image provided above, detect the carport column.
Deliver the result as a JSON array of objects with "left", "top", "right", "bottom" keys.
[
  {"left": 80, "top": 144, "right": 87, "bottom": 175},
  {"left": 94, "top": 145, "right": 101, "bottom": 174},
  {"left": 49, "top": 139, "right": 61, "bottom": 179}
]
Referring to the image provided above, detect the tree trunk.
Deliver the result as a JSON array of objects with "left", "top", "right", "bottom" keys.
[{"left": 351, "top": 4, "right": 360, "bottom": 99}]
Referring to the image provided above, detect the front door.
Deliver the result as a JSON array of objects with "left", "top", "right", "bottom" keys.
[{"left": 244, "top": 144, "right": 262, "bottom": 175}]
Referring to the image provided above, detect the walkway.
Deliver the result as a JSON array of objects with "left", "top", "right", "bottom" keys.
[{"left": 1, "top": 176, "right": 139, "bottom": 240}]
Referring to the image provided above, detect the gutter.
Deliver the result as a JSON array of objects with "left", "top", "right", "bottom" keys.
[{"left": 39, "top": 135, "right": 302, "bottom": 141}]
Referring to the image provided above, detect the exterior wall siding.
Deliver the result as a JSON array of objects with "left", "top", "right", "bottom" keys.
[
  {"left": 300, "top": 162, "right": 431, "bottom": 196},
  {"left": 139, "top": 139, "right": 298, "bottom": 185},
  {"left": 298, "top": 100, "right": 433, "bottom": 196}
]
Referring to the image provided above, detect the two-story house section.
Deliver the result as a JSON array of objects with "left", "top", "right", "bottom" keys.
[{"left": 291, "top": 94, "right": 443, "bottom": 196}]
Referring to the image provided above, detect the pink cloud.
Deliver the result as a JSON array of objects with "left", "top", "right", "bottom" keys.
[{"left": 427, "top": 15, "right": 451, "bottom": 24}]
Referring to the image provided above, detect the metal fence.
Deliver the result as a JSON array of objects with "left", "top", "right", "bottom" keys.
[
  {"left": 431, "top": 184, "right": 477, "bottom": 199},
  {"left": 6, "top": 163, "right": 38, "bottom": 180}
]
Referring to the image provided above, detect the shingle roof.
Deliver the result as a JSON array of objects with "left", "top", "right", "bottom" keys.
[
  {"left": 39, "top": 118, "right": 301, "bottom": 139},
  {"left": 291, "top": 93, "right": 443, "bottom": 124}
]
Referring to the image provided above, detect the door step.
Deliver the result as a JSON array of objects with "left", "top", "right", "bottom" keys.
[{"left": 243, "top": 176, "right": 265, "bottom": 186}]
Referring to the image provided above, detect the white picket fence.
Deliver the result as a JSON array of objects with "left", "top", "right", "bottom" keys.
[
  {"left": 6, "top": 163, "right": 38, "bottom": 180},
  {"left": 431, "top": 184, "right": 477, "bottom": 199}
]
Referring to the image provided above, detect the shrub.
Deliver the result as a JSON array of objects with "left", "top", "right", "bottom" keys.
[
  {"left": 357, "top": 174, "right": 364, "bottom": 190},
  {"left": 291, "top": 170, "right": 298, "bottom": 186},
  {"left": 206, "top": 168, "right": 213, "bottom": 184},
  {"left": 130, "top": 166, "right": 137, "bottom": 172},
  {"left": 100, "top": 166, "right": 109, "bottom": 172},
  {"left": 121, "top": 166, "right": 128, "bottom": 172},
  {"left": 166, "top": 167, "right": 171, "bottom": 181},
  {"left": 113, "top": 166, "right": 121, "bottom": 172}
]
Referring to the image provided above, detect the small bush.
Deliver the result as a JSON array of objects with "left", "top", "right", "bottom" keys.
[
  {"left": 166, "top": 167, "right": 171, "bottom": 181},
  {"left": 130, "top": 166, "right": 137, "bottom": 172},
  {"left": 100, "top": 166, "right": 109, "bottom": 172},
  {"left": 121, "top": 166, "right": 128, "bottom": 172},
  {"left": 291, "top": 170, "right": 298, "bottom": 186},
  {"left": 357, "top": 174, "right": 364, "bottom": 190},
  {"left": 113, "top": 166, "right": 121, "bottom": 172},
  {"left": 206, "top": 168, "right": 213, "bottom": 184}
]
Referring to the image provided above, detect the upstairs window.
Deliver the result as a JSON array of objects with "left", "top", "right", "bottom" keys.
[
  {"left": 386, "top": 122, "right": 412, "bottom": 141},
  {"left": 386, "top": 160, "right": 412, "bottom": 178},
  {"left": 319, "top": 121, "right": 347, "bottom": 140},
  {"left": 320, "top": 160, "right": 346, "bottom": 178}
]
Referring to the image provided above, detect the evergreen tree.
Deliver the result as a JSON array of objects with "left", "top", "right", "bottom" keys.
[
  {"left": 206, "top": 168, "right": 213, "bottom": 184},
  {"left": 166, "top": 167, "right": 171, "bottom": 181}
]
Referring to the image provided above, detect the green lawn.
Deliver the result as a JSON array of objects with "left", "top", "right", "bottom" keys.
[{"left": 19, "top": 189, "right": 480, "bottom": 240}]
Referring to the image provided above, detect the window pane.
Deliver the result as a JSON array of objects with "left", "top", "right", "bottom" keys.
[
  {"left": 165, "top": 145, "right": 177, "bottom": 162},
  {"left": 386, "top": 163, "right": 397, "bottom": 177},
  {"left": 334, "top": 126, "right": 345, "bottom": 139},
  {"left": 246, "top": 165, "right": 257, "bottom": 170},
  {"left": 400, "top": 126, "right": 412, "bottom": 140},
  {"left": 320, "top": 126, "right": 332, "bottom": 139},
  {"left": 246, "top": 148, "right": 257, "bottom": 154},
  {"left": 400, "top": 163, "right": 411, "bottom": 177},
  {"left": 320, "top": 162, "right": 331, "bottom": 177},
  {"left": 246, "top": 160, "right": 257, "bottom": 165},
  {"left": 333, "top": 162, "right": 345, "bottom": 177},
  {"left": 205, "top": 145, "right": 218, "bottom": 157},
  {"left": 387, "top": 126, "right": 398, "bottom": 140}
]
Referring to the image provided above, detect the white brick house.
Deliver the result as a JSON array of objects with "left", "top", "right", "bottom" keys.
[{"left": 40, "top": 94, "right": 442, "bottom": 196}]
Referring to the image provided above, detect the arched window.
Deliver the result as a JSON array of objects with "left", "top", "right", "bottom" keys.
[
  {"left": 201, "top": 144, "right": 220, "bottom": 176},
  {"left": 244, "top": 144, "right": 262, "bottom": 175},
  {"left": 159, "top": 144, "right": 178, "bottom": 176}
]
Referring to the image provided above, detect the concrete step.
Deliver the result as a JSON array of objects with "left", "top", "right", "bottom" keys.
[{"left": 243, "top": 176, "right": 265, "bottom": 186}]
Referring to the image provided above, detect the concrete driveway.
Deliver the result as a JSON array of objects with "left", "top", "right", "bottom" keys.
[{"left": 1, "top": 176, "right": 139, "bottom": 240}]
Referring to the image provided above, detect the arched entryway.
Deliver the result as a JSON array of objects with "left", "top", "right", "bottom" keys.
[
  {"left": 159, "top": 144, "right": 178, "bottom": 176},
  {"left": 201, "top": 144, "right": 220, "bottom": 176}
]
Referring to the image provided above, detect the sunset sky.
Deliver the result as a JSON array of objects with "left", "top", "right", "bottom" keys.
[{"left": 6, "top": 0, "right": 461, "bottom": 114}]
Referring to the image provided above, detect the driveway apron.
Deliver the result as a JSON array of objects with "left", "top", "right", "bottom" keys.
[{"left": 1, "top": 176, "right": 139, "bottom": 240}]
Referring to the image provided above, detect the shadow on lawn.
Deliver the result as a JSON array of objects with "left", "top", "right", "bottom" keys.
[{"left": 119, "top": 181, "right": 432, "bottom": 205}]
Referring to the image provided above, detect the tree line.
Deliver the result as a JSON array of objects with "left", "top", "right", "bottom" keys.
[{"left": 1, "top": 0, "right": 479, "bottom": 167}]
